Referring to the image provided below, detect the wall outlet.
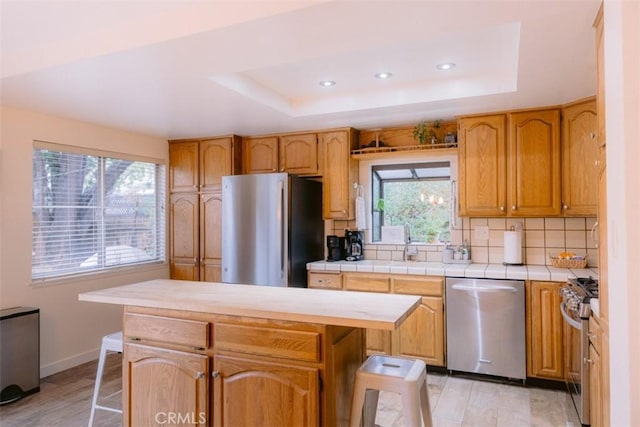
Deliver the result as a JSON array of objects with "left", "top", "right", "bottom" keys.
[{"left": 474, "top": 225, "right": 490, "bottom": 240}]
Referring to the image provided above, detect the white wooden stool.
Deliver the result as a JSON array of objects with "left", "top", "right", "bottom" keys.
[
  {"left": 88, "top": 331, "right": 123, "bottom": 426},
  {"left": 350, "top": 355, "right": 432, "bottom": 427}
]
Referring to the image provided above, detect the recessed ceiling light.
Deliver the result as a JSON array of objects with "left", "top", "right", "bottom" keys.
[
  {"left": 374, "top": 72, "right": 393, "bottom": 79},
  {"left": 319, "top": 80, "right": 336, "bottom": 87},
  {"left": 436, "top": 63, "right": 456, "bottom": 71}
]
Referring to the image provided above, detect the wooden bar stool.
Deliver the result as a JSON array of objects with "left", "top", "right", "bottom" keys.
[
  {"left": 350, "top": 355, "right": 432, "bottom": 427},
  {"left": 88, "top": 331, "right": 123, "bottom": 426}
]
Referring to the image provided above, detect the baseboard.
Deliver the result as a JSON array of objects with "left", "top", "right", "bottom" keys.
[{"left": 40, "top": 348, "right": 100, "bottom": 378}]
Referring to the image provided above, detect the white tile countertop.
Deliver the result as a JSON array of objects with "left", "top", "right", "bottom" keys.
[{"left": 307, "top": 260, "right": 599, "bottom": 282}]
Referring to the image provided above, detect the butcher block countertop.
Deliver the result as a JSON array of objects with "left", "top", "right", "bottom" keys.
[{"left": 79, "top": 279, "right": 421, "bottom": 331}]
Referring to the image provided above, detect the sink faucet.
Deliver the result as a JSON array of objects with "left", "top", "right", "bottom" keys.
[
  {"left": 403, "top": 223, "right": 418, "bottom": 261},
  {"left": 404, "top": 223, "right": 411, "bottom": 244}
]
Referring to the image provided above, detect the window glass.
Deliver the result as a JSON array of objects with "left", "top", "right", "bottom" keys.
[
  {"left": 372, "top": 162, "right": 451, "bottom": 243},
  {"left": 32, "top": 146, "right": 165, "bottom": 280}
]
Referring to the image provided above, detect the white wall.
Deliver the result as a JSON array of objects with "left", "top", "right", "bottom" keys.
[
  {"left": 603, "top": 1, "right": 640, "bottom": 424},
  {"left": 0, "top": 106, "right": 169, "bottom": 376}
]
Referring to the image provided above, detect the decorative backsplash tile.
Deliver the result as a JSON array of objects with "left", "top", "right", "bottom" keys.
[{"left": 330, "top": 217, "right": 598, "bottom": 267}]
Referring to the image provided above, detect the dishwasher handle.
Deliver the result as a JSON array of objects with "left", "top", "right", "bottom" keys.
[{"left": 451, "top": 284, "right": 518, "bottom": 293}]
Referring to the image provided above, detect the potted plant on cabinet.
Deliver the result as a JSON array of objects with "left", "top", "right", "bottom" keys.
[{"left": 412, "top": 120, "right": 441, "bottom": 145}]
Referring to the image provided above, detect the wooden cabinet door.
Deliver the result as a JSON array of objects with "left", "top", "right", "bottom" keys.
[
  {"left": 457, "top": 114, "right": 508, "bottom": 216},
  {"left": 169, "top": 141, "right": 199, "bottom": 193},
  {"left": 279, "top": 133, "right": 318, "bottom": 175},
  {"left": 589, "top": 342, "right": 603, "bottom": 427},
  {"left": 124, "top": 343, "right": 208, "bottom": 427},
  {"left": 526, "top": 281, "right": 564, "bottom": 380},
  {"left": 561, "top": 99, "right": 598, "bottom": 216},
  {"left": 365, "top": 329, "right": 392, "bottom": 355},
  {"left": 320, "top": 130, "right": 356, "bottom": 219},
  {"left": 200, "top": 191, "right": 222, "bottom": 283},
  {"left": 508, "top": 109, "right": 561, "bottom": 216},
  {"left": 200, "top": 138, "right": 233, "bottom": 192},
  {"left": 243, "top": 137, "right": 278, "bottom": 174},
  {"left": 394, "top": 296, "right": 444, "bottom": 366},
  {"left": 170, "top": 193, "right": 199, "bottom": 280},
  {"left": 213, "top": 355, "right": 319, "bottom": 427}
]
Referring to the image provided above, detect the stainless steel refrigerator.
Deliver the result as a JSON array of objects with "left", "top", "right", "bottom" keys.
[{"left": 221, "top": 173, "right": 324, "bottom": 287}]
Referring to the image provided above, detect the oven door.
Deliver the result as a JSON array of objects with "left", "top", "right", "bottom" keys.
[{"left": 560, "top": 302, "right": 590, "bottom": 425}]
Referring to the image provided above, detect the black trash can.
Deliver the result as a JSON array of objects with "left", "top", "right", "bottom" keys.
[{"left": 0, "top": 307, "right": 40, "bottom": 404}]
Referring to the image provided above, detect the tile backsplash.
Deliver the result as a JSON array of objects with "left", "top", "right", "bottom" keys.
[{"left": 330, "top": 217, "right": 598, "bottom": 267}]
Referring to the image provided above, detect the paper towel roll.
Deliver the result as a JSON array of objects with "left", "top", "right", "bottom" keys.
[{"left": 503, "top": 230, "right": 523, "bottom": 265}]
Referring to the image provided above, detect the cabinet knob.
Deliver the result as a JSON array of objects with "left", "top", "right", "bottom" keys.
[
  {"left": 590, "top": 132, "right": 597, "bottom": 140},
  {"left": 272, "top": 168, "right": 277, "bottom": 172},
  {"left": 196, "top": 371, "right": 205, "bottom": 379},
  {"left": 211, "top": 371, "right": 220, "bottom": 378},
  {"left": 562, "top": 204, "right": 568, "bottom": 210},
  {"left": 342, "top": 210, "right": 346, "bottom": 214},
  {"left": 193, "top": 185, "right": 198, "bottom": 189},
  {"left": 499, "top": 206, "right": 505, "bottom": 212},
  {"left": 511, "top": 205, "right": 517, "bottom": 211},
  {"left": 584, "top": 357, "right": 594, "bottom": 365}
]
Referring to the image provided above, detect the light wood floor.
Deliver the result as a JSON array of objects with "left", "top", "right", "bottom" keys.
[{"left": 0, "top": 354, "right": 580, "bottom": 427}]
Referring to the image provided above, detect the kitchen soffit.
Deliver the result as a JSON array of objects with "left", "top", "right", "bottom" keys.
[{"left": 211, "top": 23, "right": 520, "bottom": 117}]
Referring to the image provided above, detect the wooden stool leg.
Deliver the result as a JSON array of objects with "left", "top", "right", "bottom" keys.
[
  {"left": 400, "top": 387, "right": 423, "bottom": 427},
  {"left": 419, "top": 381, "right": 433, "bottom": 427},
  {"left": 363, "top": 389, "right": 380, "bottom": 427},
  {"left": 350, "top": 382, "right": 366, "bottom": 427}
]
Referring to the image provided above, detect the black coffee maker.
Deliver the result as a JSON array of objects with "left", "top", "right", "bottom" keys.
[
  {"left": 326, "top": 235, "right": 345, "bottom": 262},
  {"left": 345, "top": 230, "right": 364, "bottom": 261}
]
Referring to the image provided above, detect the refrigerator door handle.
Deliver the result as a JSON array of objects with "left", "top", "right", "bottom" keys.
[{"left": 278, "top": 179, "right": 285, "bottom": 280}]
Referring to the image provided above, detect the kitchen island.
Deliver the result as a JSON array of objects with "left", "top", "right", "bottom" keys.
[{"left": 79, "top": 279, "right": 421, "bottom": 427}]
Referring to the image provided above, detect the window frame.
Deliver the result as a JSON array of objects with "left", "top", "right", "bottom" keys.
[
  {"left": 358, "top": 151, "right": 460, "bottom": 245},
  {"left": 31, "top": 140, "right": 167, "bottom": 283}
]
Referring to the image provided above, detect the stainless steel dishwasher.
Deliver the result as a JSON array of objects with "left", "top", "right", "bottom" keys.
[{"left": 446, "top": 277, "right": 526, "bottom": 380}]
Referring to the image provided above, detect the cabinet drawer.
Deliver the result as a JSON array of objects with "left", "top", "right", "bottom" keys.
[
  {"left": 214, "top": 323, "right": 320, "bottom": 362},
  {"left": 589, "top": 316, "right": 601, "bottom": 352},
  {"left": 124, "top": 313, "right": 209, "bottom": 349},
  {"left": 392, "top": 276, "right": 443, "bottom": 296},
  {"left": 308, "top": 272, "right": 342, "bottom": 289},
  {"left": 344, "top": 274, "right": 390, "bottom": 293}
]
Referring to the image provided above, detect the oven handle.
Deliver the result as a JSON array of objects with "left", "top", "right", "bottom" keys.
[{"left": 560, "top": 302, "right": 583, "bottom": 330}]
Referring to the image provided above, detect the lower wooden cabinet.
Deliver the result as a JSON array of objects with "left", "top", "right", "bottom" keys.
[
  {"left": 526, "top": 281, "right": 565, "bottom": 380},
  {"left": 312, "top": 271, "right": 446, "bottom": 367},
  {"left": 589, "top": 314, "right": 609, "bottom": 427},
  {"left": 395, "top": 296, "right": 445, "bottom": 366},
  {"left": 213, "top": 355, "right": 319, "bottom": 427},
  {"left": 123, "top": 307, "right": 363, "bottom": 427},
  {"left": 124, "top": 343, "right": 209, "bottom": 427}
]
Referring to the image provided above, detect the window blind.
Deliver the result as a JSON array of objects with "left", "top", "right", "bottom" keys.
[{"left": 32, "top": 145, "right": 166, "bottom": 280}]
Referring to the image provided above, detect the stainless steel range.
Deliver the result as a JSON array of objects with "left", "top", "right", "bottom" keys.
[{"left": 560, "top": 276, "right": 598, "bottom": 426}]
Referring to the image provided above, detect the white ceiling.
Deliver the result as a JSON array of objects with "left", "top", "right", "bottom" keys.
[{"left": 0, "top": 1, "right": 601, "bottom": 139}]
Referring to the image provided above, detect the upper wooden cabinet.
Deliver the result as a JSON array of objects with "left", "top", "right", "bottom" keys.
[
  {"left": 319, "top": 129, "right": 359, "bottom": 219},
  {"left": 243, "top": 133, "right": 319, "bottom": 175},
  {"left": 169, "top": 141, "right": 199, "bottom": 192},
  {"left": 508, "top": 109, "right": 562, "bottom": 216},
  {"left": 169, "top": 136, "right": 241, "bottom": 193},
  {"left": 279, "top": 133, "right": 318, "bottom": 175},
  {"left": 242, "top": 136, "right": 279, "bottom": 174},
  {"left": 561, "top": 98, "right": 599, "bottom": 216},
  {"left": 458, "top": 114, "right": 507, "bottom": 217},
  {"left": 458, "top": 109, "right": 561, "bottom": 217}
]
